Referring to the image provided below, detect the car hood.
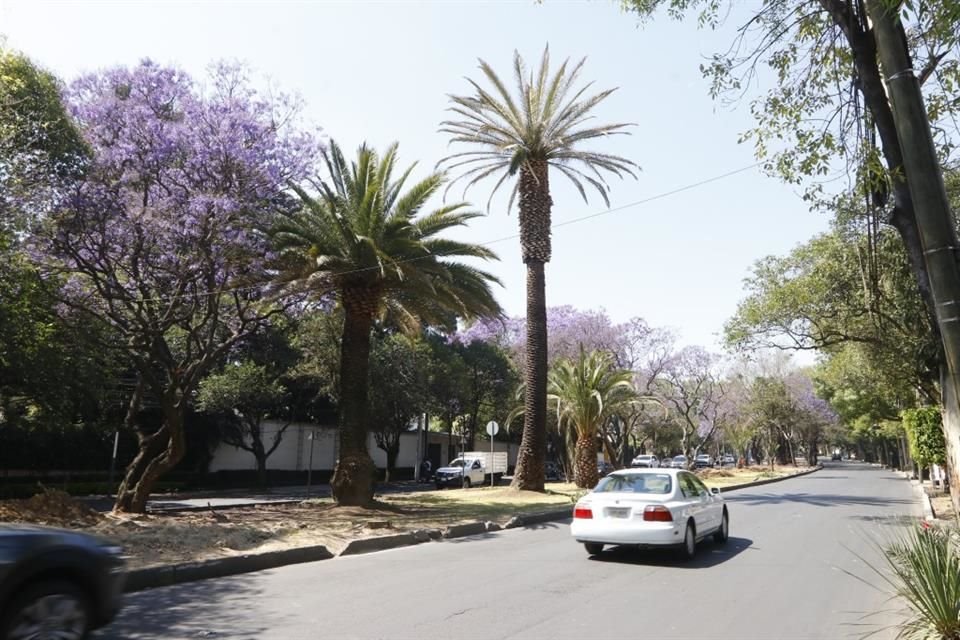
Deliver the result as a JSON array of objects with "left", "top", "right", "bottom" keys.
[{"left": 435, "top": 466, "right": 464, "bottom": 474}]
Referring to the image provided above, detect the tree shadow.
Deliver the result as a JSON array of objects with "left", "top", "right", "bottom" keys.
[
  {"left": 94, "top": 574, "right": 271, "bottom": 639},
  {"left": 587, "top": 536, "right": 753, "bottom": 569},
  {"left": 723, "top": 492, "right": 915, "bottom": 508}
]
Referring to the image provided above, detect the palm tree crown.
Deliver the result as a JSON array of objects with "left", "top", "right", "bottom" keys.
[
  {"left": 271, "top": 140, "right": 502, "bottom": 505},
  {"left": 273, "top": 141, "right": 502, "bottom": 330},
  {"left": 439, "top": 46, "right": 639, "bottom": 213}
]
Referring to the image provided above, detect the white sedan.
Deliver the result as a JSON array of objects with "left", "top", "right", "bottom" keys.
[{"left": 570, "top": 468, "right": 728, "bottom": 559}]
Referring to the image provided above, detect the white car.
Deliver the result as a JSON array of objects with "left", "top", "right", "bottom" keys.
[
  {"left": 630, "top": 454, "right": 659, "bottom": 468},
  {"left": 570, "top": 469, "right": 728, "bottom": 559}
]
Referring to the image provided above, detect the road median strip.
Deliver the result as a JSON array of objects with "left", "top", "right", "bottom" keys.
[{"left": 714, "top": 464, "right": 822, "bottom": 492}]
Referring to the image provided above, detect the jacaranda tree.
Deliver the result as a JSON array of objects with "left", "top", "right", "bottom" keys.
[{"left": 30, "top": 60, "right": 317, "bottom": 513}]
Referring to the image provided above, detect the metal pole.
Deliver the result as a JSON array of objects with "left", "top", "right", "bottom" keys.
[
  {"left": 109, "top": 430, "right": 119, "bottom": 492},
  {"left": 490, "top": 429, "right": 495, "bottom": 488},
  {"left": 306, "top": 431, "right": 315, "bottom": 498}
]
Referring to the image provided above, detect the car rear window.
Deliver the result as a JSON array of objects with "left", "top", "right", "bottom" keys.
[{"left": 594, "top": 474, "right": 672, "bottom": 494}]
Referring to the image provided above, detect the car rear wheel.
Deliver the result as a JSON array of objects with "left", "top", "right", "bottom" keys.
[
  {"left": 713, "top": 509, "right": 729, "bottom": 544},
  {"left": 1, "top": 579, "right": 91, "bottom": 640},
  {"left": 584, "top": 542, "right": 604, "bottom": 555},
  {"left": 679, "top": 522, "right": 696, "bottom": 561}
]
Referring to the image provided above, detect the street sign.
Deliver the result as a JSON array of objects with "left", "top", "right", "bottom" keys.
[{"left": 486, "top": 421, "right": 499, "bottom": 436}]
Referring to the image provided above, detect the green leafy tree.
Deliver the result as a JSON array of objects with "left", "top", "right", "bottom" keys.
[
  {"left": 272, "top": 141, "right": 501, "bottom": 505},
  {"left": 439, "top": 47, "right": 638, "bottom": 491},
  {"left": 368, "top": 333, "right": 431, "bottom": 481},
  {"left": 902, "top": 407, "right": 947, "bottom": 473},
  {"left": 547, "top": 347, "right": 637, "bottom": 488},
  {"left": 0, "top": 48, "right": 87, "bottom": 222},
  {"left": 622, "top": 0, "right": 960, "bottom": 513},
  {"left": 196, "top": 362, "right": 289, "bottom": 487}
]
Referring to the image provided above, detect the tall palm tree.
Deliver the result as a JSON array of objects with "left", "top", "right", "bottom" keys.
[
  {"left": 272, "top": 141, "right": 502, "bottom": 506},
  {"left": 549, "top": 347, "right": 637, "bottom": 489},
  {"left": 439, "top": 47, "right": 638, "bottom": 490}
]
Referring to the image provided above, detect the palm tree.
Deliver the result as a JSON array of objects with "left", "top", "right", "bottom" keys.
[
  {"left": 272, "top": 141, "right": 502, "bottom": 506},
  {"left": 548, "top": 347, "right": 637, "bottom": 488},
  {"left": 439, "top": 47, "right": 638, "bottom": 490}
]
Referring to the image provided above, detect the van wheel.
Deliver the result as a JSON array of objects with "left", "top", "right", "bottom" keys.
[{"left": 463, "top": 477, "right": 472, "bottom": 488}]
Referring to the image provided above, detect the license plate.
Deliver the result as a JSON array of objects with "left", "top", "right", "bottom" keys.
[{"left": 605, "top": 507, "right": 630, "bottom": 519}]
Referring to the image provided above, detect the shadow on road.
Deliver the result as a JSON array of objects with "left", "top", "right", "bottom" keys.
[
  {"left": 724, "top": 492, "right": 914, "bottom": 508},
  {"left": 587, "top": 536, "right": 753, "bottom": 569},
  {"left": 94, "top": 574, "right": 270, "bottom": 639}
]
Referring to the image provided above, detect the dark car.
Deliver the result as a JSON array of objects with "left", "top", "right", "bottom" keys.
[
  {"left": 597, "top": 461, "right": 615, "bottom": 477},
  {"left": 544, "top": 461, "right": 565, "bottom": 482},
  {"left": 0, "top": 525, "right": 126, "bottom": 640},
  {"left": 831, "top": 452, "right": 842, "bottom": 461}
]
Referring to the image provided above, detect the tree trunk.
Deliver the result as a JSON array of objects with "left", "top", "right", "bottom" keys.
[
  {"left": 114, "top": 400, "right": 186, "bottom": 513},
  {"left": 868, "top": 0, "right": 960, "bottom": 516},
  {"left": 330, "top": 292, "right": 377, "bottom": 506},
  {"left": 511, "top": 161, "right": 552, "bottom": 492},
  {"left": 573, "top": 430, "right": 599, "bottom": 489},
  {"left": 251, "top": 422, "right": 268, "bottom": 488},
  {"left": 385, "top": 443, "right": 399, "bottom": 483}
]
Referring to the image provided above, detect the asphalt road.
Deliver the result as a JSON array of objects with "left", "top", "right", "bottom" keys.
[{"left": 96, "top": 462, "right": 920, "bottom": 640}]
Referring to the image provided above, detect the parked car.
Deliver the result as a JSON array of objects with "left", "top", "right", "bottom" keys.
[
  {"left": 434, "top": 452, "right": 508, "bottom": 489},
  {"left": 694, "top": 454, "right": 713, "bottom": 469},
  {"left": 831, "top": 452, "right": 842, "bottom": 461},
  {"left": 571, "top": 468, "right": 729, "bottom": 559},
  {"left": 721, "top": 454, "right": 736, "bottom": 466},
  {"left": 597, "top": 461, "right": 615, "bottom": 478},
  {"left": 545, "top": 461, "right": 565, "bottom": 482},
  {"left": 630, "top": 454, "right": 659, "bottom": 468},
  {"left": 0, "top": 525, "right": 126, "bottom": 640},
  {"left": 669, "top": 455, "right": 688, "bottom": 469}
]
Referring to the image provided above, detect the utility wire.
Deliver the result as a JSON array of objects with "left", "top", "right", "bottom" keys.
[{"left": 114, "top": 161, "right": 766, "bottom": 305}]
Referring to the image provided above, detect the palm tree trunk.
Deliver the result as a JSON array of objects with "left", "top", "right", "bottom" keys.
[
  {"left": 512, "top": 161, "right": 552, "bottom": 492},
  {"left": 573, "top": 430, "right": 599, "bottom": 489},
  {"left": 330, "top": 292, "right": 377, "bottom": 506}
]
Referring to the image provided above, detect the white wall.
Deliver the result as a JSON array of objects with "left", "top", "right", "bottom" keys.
[{"left": 208, "top": 420, "right": 519, "bottom": 472}]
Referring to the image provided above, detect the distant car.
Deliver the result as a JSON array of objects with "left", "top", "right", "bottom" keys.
[
  {"left": 571, "top": 469, "right": 729, "bottom": 559},
  {"left": 597, "top": 462, "right": 615, "bottom": 477},
  {"left": 694, "top": 454, "right": 713, "bottom": 469},
  {"left": 0, "top": 525, "right": 126, "bottom": 640},
  {"left": 721, "top": 454, "right": 736, "bottom": 466},
  {"left": 630, "top": 455, "right": 659, "bottom": 468},
  {"left": 831, "top": 452, "right": 842, "bottom": 461},
  {"left": 670, "top": 455, "right": 688, "bottom": 469},
  {"left": 545, "top": 461, "right": 565, "bottom": 482}
]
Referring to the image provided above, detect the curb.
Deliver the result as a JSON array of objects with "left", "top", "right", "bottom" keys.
[
  {"left": 146, "top": 499, "right": 303, "bottom": 514},
  {"left": 124, "top": 544, "right": 333, "bottom": 593},
  {"left": 504, "top": 507, "right": 572, "bottom": 529},
  {"left": 908, "top": 479, "right": 936, "bottom": 522},
  {"left": 716, "top": 465, "right": 823, "bottom": 493},
  {"left": 442, "top": 522, "right": 487, "bottom": 539},
  {"left": 340, "top": 532, "right": 424, "bottom": 556}
]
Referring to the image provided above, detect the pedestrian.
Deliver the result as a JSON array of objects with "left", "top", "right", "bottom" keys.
[{"left": 421, "top": 458, "right": 432, "bottom": 482}]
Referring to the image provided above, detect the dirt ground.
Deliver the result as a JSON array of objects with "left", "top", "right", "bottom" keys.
[
  {"left": 0, "top": 486, "right": 578, "bottom": 568},
  {"left": 696, "top": 465, "right": 804, "bottom": 487},
  {"left": 0, "top": 469, "right": 808, "bottom": 569},
  {"left": 929, "top": 492, "right": 957, "bottom": 522}
]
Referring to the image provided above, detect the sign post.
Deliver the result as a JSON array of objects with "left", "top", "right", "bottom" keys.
[{"left": 486, "top": 421, "right": 499, "bottom": 488}]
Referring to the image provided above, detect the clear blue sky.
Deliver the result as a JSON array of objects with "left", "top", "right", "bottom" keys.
[{"left": 1, "top": 0, "right": 829, "bottom": 354}]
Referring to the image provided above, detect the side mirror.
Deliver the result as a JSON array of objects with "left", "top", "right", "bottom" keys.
[{"left": 710, "top": 487, "right": 721, "bottom": 495}]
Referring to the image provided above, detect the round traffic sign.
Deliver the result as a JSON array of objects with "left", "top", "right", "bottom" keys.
[{"left": 486, "top": 421, "right": 499, "bottom": 436}]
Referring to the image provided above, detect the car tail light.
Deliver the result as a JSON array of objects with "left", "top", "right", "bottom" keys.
[
  {"left": 643, "top": 505, "right": 673, "bottom": 522},
  {"left": 573, "top": 505, "right": 593, "bottom": 519}
]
